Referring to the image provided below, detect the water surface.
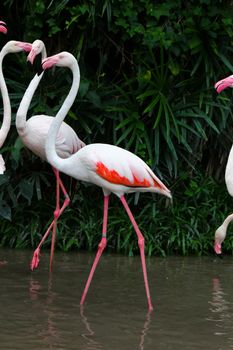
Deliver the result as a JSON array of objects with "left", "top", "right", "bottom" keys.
[{"left": 0, "top": 249, "right": 233, "bottom": 349}]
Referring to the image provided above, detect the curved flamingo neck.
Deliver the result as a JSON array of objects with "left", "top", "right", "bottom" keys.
[
  {"left": 16, "top": 43, "right": 47, "bottom": 136},
  {"left": 45, "top": 59, "right": 80, "bottom": 170},
  {"left": 222, "top": 213, "right": 233, "bottom": 229},
  {"left": 0, "top": 47, "right": 11, "bottom": 148}
]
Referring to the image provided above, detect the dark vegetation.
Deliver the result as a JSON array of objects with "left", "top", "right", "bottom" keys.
[{"left": 0, "top": 0, "right": 233, "bottom": 256}]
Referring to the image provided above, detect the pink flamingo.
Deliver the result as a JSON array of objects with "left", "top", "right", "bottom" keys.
[
  {"left": 15, "top": 40, "right": 85, "bottom": 272},
  {"left": 0, "top": 39, "right": 32, "bottom": 174},
  {"left": 0, "top": 21, "right": 14, "bottom": 173},
  {"left": 42, "top": 52, "right": 172, "bottom": 311},
  {"left": 214, "top": 75, "right": 233, "bottom": 255},
  {"left": 0, "top": 20, "right": 8, "bottom": 174}
]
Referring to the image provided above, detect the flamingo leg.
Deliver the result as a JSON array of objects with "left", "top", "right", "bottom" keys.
[
  {"left": 80, "top": 195, "right": 109, "bottom": 305},
  {"left": 120, "top": 195, "right": 153, "bottom": 311},
  {"left": 49, "top": 168, "right": 61, "bottom": 272},
  {"left": 30, "top": 167, "right": 70, "bottom": 271}
]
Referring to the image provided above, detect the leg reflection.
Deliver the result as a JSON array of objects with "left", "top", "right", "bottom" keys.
[
  {"left": 29, "top": 275, "right": 61, "bottom": 347},
  {"left": 139, "top": 311, "right": 152, "bottom": 350},
  {"left": 80, "top": 305, "right": 103, "bottom": 350},
  {"left": 80, "top": 305, "right": 152, "bottom": 350}
]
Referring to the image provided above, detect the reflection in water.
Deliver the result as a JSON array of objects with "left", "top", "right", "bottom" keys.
[
  {"left": 29, "top": 276, "right": 61, "bottom": 349},
  {"left": 4, "top": 251, "right": 233, "bottom": 350},
  {"left": 209, "top": 278, "right": 229, "bottom": 319},
  {"left": 80, "top": 306, "right": 103, "bottom": 350},
  {"left": 208, "top": 277, "right": 233, "bottom": 347},
  {"left": 80, "top": 305, "right": 152, "bottom": 350},
  {"left": 29, "top": 278, "right": 42, "bottom": 301},
  {"left": 139, "top": 311, "right": 151, "bottom": 350}
]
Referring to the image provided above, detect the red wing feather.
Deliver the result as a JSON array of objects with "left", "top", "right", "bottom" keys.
[{"left": 96, "top": 161, "right": 154, "bottom": 187}]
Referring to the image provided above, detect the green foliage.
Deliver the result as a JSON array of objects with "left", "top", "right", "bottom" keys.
[
  {"left": 0, "top": 170, "right": 231, "bottom": 257},
  {"left": 0, "top": 0, "right": 233, "bottom": 255},
  {"left": 3, "top": 0, "right": 233, "bottom": 176}
]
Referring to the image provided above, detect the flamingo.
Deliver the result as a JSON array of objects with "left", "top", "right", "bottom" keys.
[
  {"left": 42, "top": 51, "right": 172, "bottom": 311},
  {"left": 0, "top": 39, "right": 33, "bottom": 174},
  {"left": 0, "top": 20, "right": 8, "bottom": 174},
  {"left": 0, "top": 21, "right": 11, "bottom": 174},
  {"left": 15, "top": 39, "right": 85, "bottom": 272},
  {"left": 214, "top": 75, "right": 233, "bottom": 255}
]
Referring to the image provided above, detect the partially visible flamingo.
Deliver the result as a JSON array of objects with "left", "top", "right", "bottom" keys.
[
  {"left": 0, "top": 21, "right": 11, "bottom": 174},
  {"left": 42, "top": 51, "right": 172, "bottom": 311},
  {"left": 214, "top": 214, "right": 233, "bottom": 255},
  {"left": 0, "top": 39, "right": 32, "bottom": 175},
  {"left": 0, "top": 21, "right": 7, "bottom": 35},
  {"left": 15, "top": 40, "right": 85, "bottom": 272},
  {"left": 214, "top": 75, "right": 233, "bottom": 255}
]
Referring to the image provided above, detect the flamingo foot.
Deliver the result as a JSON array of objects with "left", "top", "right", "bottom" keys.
[{"left": 30, "top": 248, "right": 41, "bottom": 270}]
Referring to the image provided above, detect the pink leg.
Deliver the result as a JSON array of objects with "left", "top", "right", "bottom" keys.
[
  {"left": 120, "top": 195, "right": 153, "bottom": 311},
  {"left": 80, "top": 195, "right": 109, "bottom": 305},
  {"left": 49, "top": 168, "right": 61, "bottom": 273},
  {"left": 30, "top": 167, "right": 70, "bottom": 271}
]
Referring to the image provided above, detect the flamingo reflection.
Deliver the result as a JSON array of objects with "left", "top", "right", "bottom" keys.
[
  {"left": 207, "top": 276, "right": 233, "bottom": 348},
  {"left": 29, "top": 276, "right": 61, "bottom": 347},
  {"left": 80, "top": 305, "right": 151, "bottom": 350}
]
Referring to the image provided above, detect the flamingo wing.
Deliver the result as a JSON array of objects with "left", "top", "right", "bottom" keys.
[
  {"left": 80, "top": 144, "right": 166, "bottom": 190},
  {"left": 55, "top": 122, "right": 85, "bottom": 157},
  {"left": 27, "top": 116, "right": 83, "bottom": 159}
]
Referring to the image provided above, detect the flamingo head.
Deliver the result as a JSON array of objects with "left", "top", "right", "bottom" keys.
[
  {"left": 215, "top": 75, "right": 233, "bottom": 94},
  {"left": 27, "top": 39, "right": 45, "bottom": 64},
  {"left": 214, "top": 241, "right": 222, "bottom": 255},
  {"left": 42, "top": 51, "right": 77, "bottom": 70},
  {"left": 0, "top": 21, "right": 7, "bottom": 34},
  {"left": 214, "top": 225, "right": 226, "bottom": 256},
  {"left": 4, "top": 41, "right": 32, "bottom": 54}
]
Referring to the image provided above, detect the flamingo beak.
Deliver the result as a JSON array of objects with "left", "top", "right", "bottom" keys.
[
  {"left": 16, "top": 42, "right": 32, "bottom": 53},
  {"left": 27, "top": 48, "right": 36, "bottom": 64},
  {"left": 0, "top": 21, "right": 7, "bottom": 34},
  {"left": 215, "top": 76, "right": 233, "bottom": 93},
  {"left": 42, "top": 56, "right": 58, "bottom": 70}
]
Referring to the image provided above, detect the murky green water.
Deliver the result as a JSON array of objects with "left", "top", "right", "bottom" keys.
[{"left": 0, "top": 249, "right": 233, "bottom": 349}]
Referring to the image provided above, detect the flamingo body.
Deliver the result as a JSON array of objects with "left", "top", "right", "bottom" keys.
[
  {"left": 19, "top": 115, "right": 84, "bottom": 161},
  {"left": 54, "top": 142, "right": 171, "bottom": 197},
  {"left": 225, "top": 145, "right": 233, "bottom": 197}
]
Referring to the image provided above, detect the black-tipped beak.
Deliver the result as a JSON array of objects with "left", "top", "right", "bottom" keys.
[{"left": 216, "top": 253, "right": 223, "bottom": 259}]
